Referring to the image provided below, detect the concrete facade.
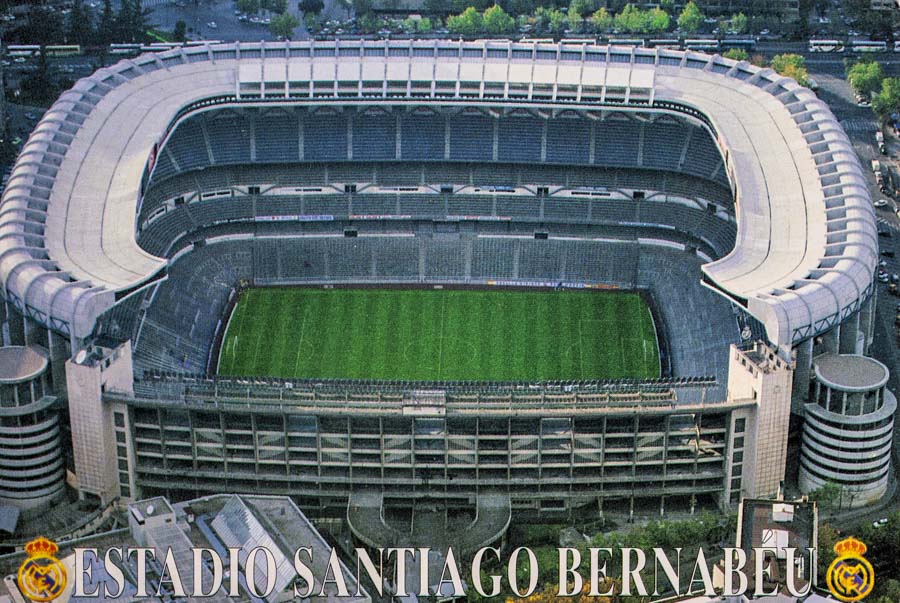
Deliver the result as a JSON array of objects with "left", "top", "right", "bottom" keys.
[
  {"left": 65, "top": 341, "right": 135, "bottom": 505},
  {"left": 0, "top": 345, "right": 65, "bottom": 511},
  {"left": 799, "top": 354, "right": 896, "bottom": 508},
  {"left": 725, "top": 342, "right": 794, "bottom": 503}
]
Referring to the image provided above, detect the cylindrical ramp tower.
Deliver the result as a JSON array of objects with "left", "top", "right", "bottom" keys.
[
  {"left": 799, "top": 354, "right": 896, "bottom": 509},
  {"left": 0, "top": 346, "right": 66, "bottom": 512}
]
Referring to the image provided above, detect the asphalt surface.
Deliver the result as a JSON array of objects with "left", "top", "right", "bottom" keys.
[{"left": 145, "top": 0, "right": 348, "bottom": 41}]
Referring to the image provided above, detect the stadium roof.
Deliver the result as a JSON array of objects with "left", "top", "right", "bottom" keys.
[{"left": 0, "top": 40, "right": 875, "bottom": 347}]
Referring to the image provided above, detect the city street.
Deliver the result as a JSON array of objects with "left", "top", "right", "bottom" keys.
[{"left": 144, "top": 0, "right": 349, "bottom": 41}]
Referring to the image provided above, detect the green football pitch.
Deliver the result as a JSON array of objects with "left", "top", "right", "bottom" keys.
[{"left": 217, "top": 288, "right": 660, "bottom": 381}]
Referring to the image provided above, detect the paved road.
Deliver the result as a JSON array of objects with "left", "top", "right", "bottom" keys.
[{"left": 145, "top": 0, "right": 348, "bottom": 41}]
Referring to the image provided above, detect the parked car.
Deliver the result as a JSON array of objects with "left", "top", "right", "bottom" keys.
[
  {"left": 881, "top": 250, "right": 895, "bottom": 257},
  {"left": 875, "top": 199, "right": 891, "bottom": 208}
]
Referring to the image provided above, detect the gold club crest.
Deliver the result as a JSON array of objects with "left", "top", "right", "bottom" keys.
[
  {"left": 16, "top": 537, "right": 67, "bottom": 602},
  {"left": 826, "top": 536, "right": 875, "bottom": 602}
]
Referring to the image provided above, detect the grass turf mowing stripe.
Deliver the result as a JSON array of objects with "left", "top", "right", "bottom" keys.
[{"left": 217, "top": 288, "right": 660, "bottom": 381}]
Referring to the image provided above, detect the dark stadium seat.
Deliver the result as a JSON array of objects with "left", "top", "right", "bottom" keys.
[
  {"left": 304, "top": 112, "right": 349, "bottom": 161},
  {"left": 400, "top": 114, "right": 444, "bottom": 161},
  {"left": 497, "top": 117, "right": 542, "bottom": 163},
  {"left": 255, "top": 112, "right": 301, "bottom": 163},
  {"left": 205, "top": 114, "right": 251, "bottom": 164},
  {"left": 448, "top": 115, "right": 493, "bottom": 161},
  {"left": 546, "top": 118, "right": 590, "bottom": 165},
  {"left": 352, "top": 112, "right": 397, "bottom": 161}
]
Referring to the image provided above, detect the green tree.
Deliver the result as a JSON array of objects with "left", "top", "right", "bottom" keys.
[
  {"left": 873, "top": 77, "right": 900, "bottom": 122},
  {"left": 98, "top": 0, "right": 116, "bottom": 44},
  {"left": 614, "top": 4, "right": 642, "bottom": 33},
  {"left": 770, "top": 53, "right": 809, "bottom": 87},
  {"left": 21, "top": 47, "right": 60, "bottom": 105},
  {"left": 567, "top": 3, "right": 584, "bottom": 31},
  {"left": 20, "top": 6, "right": 65, "bottom": 44},
  {"left": 239, "top": 0, "right": 261, "bottom": 13},
  {"left": 447, "top": 6, "right": 484, "bottom": 35},
  {"left": 646, "top": 7, "right": 669, "bottom": 32},
  {"left": 173, "top": 19, "right": 187, "bottom": 42},
  {"left": 269, "top": 11, "right": 299, "bottom": 37},
  {"left": 483, "top": 4, "right": 515, "bottom": 34},
  {"left": 807, "top": 481, "right": 843, "bottom": 511},
  {"left": 298, "top": 0, "right": 324, "bottom": 14},
  {"left": 723, "top": 48, "right": 749, "bottom": 61},
  {"left": 403, "top": 15, "right": 433, "bottom": 32},
  {"left": 677, "top": 0, "right": 704, "bottom": 33},
  {"left": 115, "top": 0, "right": 147, "bottom": 43},
  {"left": 730, "top": 11, "right": 748, "bottom": 33},
  {"left": 547, "top": 7, "right": 568, "bottom": 32},
  {"left": 568, "top": 0, "right": 597, "bottom": 18},
  {"left": 67, "top": 0, "right": 95, "bottom": 46},
  {"left": 303, "top": 11, "right": 322, "bottom": 31},
  {"left": 591, "top": 7, "right": 612, "bottom": 31},
  {"left": 533, "top": 6, "right": 568, "bottom": 33},
  {"left": 817, "top": 522, "right": 840, "bottom": 581},
  {"left": 847, "top": 60, "right": 884, "bottom": 97},
  {"left": 875, "top": 579, "right": 900, "bottom": 602}
]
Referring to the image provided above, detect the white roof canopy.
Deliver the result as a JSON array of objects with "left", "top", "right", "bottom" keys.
[{"left": 0, "top": 41, "right": 875, "bottom": 345}]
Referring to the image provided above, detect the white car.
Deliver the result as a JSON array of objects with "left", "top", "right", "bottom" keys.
[
  {"left": 875, "top": 199, "right": 891, "bottom": 208},
  {"left": 207, "top": 21, "right": 217, "bottom": 28}
]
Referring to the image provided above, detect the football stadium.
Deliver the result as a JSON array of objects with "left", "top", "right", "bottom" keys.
[{"left": 0, "top": 40, "right": 895, "bottom": 548}]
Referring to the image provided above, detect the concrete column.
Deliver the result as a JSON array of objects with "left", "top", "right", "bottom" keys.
[
  {"left": 792, "top": 337, "right": 814, "bottom": 410},
  {"left": 839, "top": 312, "right": 860, "bottom": 354}
]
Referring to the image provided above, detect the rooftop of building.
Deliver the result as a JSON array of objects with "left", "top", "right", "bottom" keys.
[
  {"left": 0, "top": 345, "right": 47, "bottom": 385},
  {"left": 813, "top": 354, "right": 889, "bottom": 392}
]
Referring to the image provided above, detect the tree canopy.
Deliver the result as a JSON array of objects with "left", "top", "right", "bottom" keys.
[
  {"left": 873, "top": 77, "right": 900, "bottom": 122},
  {"left": 446, "top": 6, "right": 484, "bottom": 35},
  {"left": 847, "top": 61, "right": 885, "bottom": 97},
  {"left": 483, "top": 4, "right": 516, "bottom": 34},
  {"left": 723, "top": 48, "right": 749, "bottom": 61},
  {"left": 770, "top": 53, "right": 810, "bottom": 87},
  {"left": 677, "top": 0, "right": 704, "bottom": 33},
  {"left": 591, "top": 7, "right": 612, "bottom": 31},
  {"left": 298, "top": 0, "right": 324, "bottom": 14},
  {"left": 269, "top": 12, "right": 299, "bottom": 38},
  {"left": 730, "top": 12, "right": 748, "bottom": 34}
]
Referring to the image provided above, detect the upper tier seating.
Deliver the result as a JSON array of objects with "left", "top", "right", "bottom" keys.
[{"left": 150, "top": 109, "right": 727, "bottom": 194}]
